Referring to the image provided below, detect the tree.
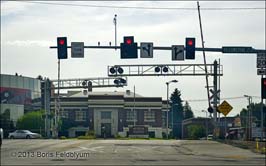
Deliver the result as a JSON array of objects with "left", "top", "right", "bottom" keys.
[
  {"left": 240, "top": 102, "right": 266, "bottom": 128},
  {"left": 170, "top": 88, "right": 183, "bottom": 139},
  {"left": 0, "top": 109, "right": 15, "bottom": 138},
  {"left": 183, "top": 101, "right": 194, "bottom": 120},
  {"left": 16, "top": 110, "right": 45, "bottom": 136},
  {"left": 187, "top": 124, "right": 205, "bottom": 139}
]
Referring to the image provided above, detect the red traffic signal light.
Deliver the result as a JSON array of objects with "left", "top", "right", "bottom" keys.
[
  {"left": 262, "top": 78, "right": 266, "bottom": 99},
  {"left": 187, "top": 39, "right": 194, "bottom": 46},
  {"left": 126, "top": 38, "right": 132, "bottom": 45},
  {"left": 57, "top": 37, "right": 68, "bottom": 59},
  {"left": 59, "top": 39, "right": 65, "bottom": 45},
  {"left": 185, "top": 37, "right": 196, "bottom": 60},
  {"left": 120, "top": 36, "right": 138, "bottom": 59}
]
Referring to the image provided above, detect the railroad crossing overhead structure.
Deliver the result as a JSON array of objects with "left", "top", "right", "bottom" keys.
[
  {"left": 108, "top": 63, "right": 223, "bottom": 77},
  {"left": 49, "top": 76, "right": 128, "bottom": 90}
]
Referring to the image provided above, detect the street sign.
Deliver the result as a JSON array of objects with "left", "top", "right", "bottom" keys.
[
  {"left": 218, "top": 100, "right": 233, "bottom": 116},
  {"left": 172, "top": 45, "right": 184, "bottom": 60},
  {"left": 222, "top": 46, "right": 254, "bottom": 53},
  {"left": 71, "top": 42, "right": 84, "bottom": 58},
  {"left": 140, "top": 42, "right": 153, "bottom": 58},
  {"left": 257, "top": 52, "right": 266, "bottom": 68},
  {"left": 257, "top": 68, "right": 266, "bottom": 75}
]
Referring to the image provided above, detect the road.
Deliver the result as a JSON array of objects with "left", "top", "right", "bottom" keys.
[{"left": 1, "top": 139, "right": 265, "bottom": 165}]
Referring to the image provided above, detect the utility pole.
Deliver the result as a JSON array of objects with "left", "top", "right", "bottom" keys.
[
  {"left": 261, "top": 75, "right": 264, "bottom": 141},
  {"left": 213, "top": 60, "right": 218, "bottom": 138},
  {"left": 133, "top": 85, "right": 136, "bottom": 127}
]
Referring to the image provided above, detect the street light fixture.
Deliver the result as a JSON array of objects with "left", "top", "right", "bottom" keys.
[{"left": 166, "top": 80, "right": 178, "bottom": 139}]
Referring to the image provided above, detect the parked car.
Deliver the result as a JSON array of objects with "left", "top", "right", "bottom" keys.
[
  {"left": 0, "top": 128, "right": 3, "bottom": 146},
  {"left": 8, "top": 130, "right": 41, "bottom": 139},
  {"left": 207, "top": 134, "right": 213, "bottom": 140}
]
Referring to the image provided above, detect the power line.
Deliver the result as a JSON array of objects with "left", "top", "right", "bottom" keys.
[{"left": 18, "top": 1, "right": 265, "bottom": 11}]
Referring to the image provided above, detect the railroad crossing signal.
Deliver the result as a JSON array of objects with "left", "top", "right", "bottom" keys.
[
  {"left": 172, "top": 45, "right": 184, "bottom": 60},
  {"left": 209, "top": 89, "right": 220, "bottom": 100},
  {"left": 218, "top": 100, "right": 233, "bottom": 116},
  {"left": 120, "top": 36, "right": 138, "bottom": 59},
  {"left": 140, "top": 42, "right": 153, "bottom": 58},
  {"left": 57, "top": 37, "right": 68, "bottom": 59}
]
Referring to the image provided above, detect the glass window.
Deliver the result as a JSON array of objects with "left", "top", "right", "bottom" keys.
[
  {"left": 126, "top": 110, "right": 137, "bottom": 122},
  {"left": 144, "top": 110, "right": 155, "bottom": 122},
  {"left": 101, "top": 111, "right": 111, "bottom": 119},
  {"left": 75, "top": 111, "right": 86, "bottom": 121},
  {"left": 61, "top": 111, "right": 69, "bottom": 119}
]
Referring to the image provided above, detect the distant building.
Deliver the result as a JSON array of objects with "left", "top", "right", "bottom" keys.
[
  {"left": 0, "top": 74, "right": 42, "bottom": 126},
  {"left": 182, "top": 117, "right": 214, "bottom": 139},
  {"left": 182, "top": 116, "right": 242, "bottom": 139},
  {"left": 51, "top": 90, "right": 168, "bottom": 138}
]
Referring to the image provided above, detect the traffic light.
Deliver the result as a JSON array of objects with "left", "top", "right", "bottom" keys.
[
  {"left": 185, "top": 37, "right": 195, "bottom": 59},
  {"left": 120, "top": 36, "right": 138, "bottom": 59},
  {"left": 57, "top": 37, "right": 68, "bottom": 59},
  {"left": 261, "top": 78, "right": 266, "bottom": 99}
]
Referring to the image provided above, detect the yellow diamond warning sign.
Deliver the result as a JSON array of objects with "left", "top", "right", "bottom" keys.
[{"left": 218, "top": 100, "right": 233, "bottom": 116}]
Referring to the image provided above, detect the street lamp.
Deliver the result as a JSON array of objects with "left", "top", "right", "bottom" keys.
[
  {"left": 202, "top": 110, "right": 208, "bottom": 140},
  {"left": 166, "top": 80, "right": 178, "bottom": 139},
  {"left": 244, "top": 95, "right": 252, "bottom": 140}
]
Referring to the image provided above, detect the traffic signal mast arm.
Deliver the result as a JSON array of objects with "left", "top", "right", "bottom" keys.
[{"left": 50, "top": 45, "right": 265, "bottom": 53}]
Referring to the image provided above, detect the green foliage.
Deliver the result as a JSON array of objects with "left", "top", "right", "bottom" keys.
[
  {"left": 16, "top": 110, "right": 45, "bottom": 136},
  {"left": 0, "top": 109, "right": 15, "bottom": 137},
  {"left": 60, "top": 136, "right": 67, "bottom": 139},
  {"left": 77, "top": 135, "right": 96, "bottom": 139},
  {"left": 170, "top": 88, "right": 184, "bottom": 139},
  {"left": 187, "top": 124, "right": 205, "bottom": 139},
  {"left": 240, "top": 103, "right": 266, "bottom": 127},
  {"left": 183, "top": 101, "right": 194, "bottom": 120},
  {"left": 86, "top": 130, "right": 95, "bottom": 136}
]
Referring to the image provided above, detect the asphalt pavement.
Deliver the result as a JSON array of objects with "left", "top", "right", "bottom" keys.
[{"left": 1, "top": 139, "right": 265, "bottom": 165}]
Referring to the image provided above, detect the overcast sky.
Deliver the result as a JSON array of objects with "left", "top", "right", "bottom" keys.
[{"left": 1, "top": 1, "right": 265, "bottom": 117}]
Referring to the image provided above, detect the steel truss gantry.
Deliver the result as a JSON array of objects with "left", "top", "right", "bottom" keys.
[
  {"left": 108, "top": 63, "right": 223, "bottom": 77},
  {"left": 50, "top": 77, "right": 128, "bottom": 89}
]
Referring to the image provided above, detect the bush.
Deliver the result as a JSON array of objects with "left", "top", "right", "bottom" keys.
[
  {"left": 115, "top": 134, "right": 121, "bottom": 139},
  {"left": 85, "top": 130, "right": 95, "bottom": 136},
  {"left": 77, "top": 135, "right": 95, "bottom": 140},
  {"left": 60, "top": 136, "right": 67, "bottom": 139}
]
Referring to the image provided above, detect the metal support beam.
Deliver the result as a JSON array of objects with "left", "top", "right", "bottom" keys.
[
  {"left": 49, "top": 45, "right": 265, "bottom": 53},
  {"left": 50, "top": 77, "right": 128, "bottom": 89},
  {"left": 108, "top": 64, "right": 223, "bottom": 77}
]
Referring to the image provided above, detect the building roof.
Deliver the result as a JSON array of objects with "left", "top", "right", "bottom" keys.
[{"left": 67, "top": 90, "right": 143, "bottom": 98}]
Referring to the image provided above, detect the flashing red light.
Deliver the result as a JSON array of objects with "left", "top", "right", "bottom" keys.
[
  {"left": 187, "top": 40, "right": 193, "bottom": 46},
  {"left": 59, "top": 39, "right": 65, "bottom": 45},
  {"left": 126, "top": 38, "right": 132, "bottom": 45}
]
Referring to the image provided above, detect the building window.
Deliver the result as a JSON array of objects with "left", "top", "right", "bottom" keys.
[
  {"left": 75, "top": 111, "right": 86, "bottom": 121},
  {"left": 61, "top": 110, "right": 69, "bottom": 119},
  {"left": 144, "top": 110, "right": 155, "bottom": 122},
  {"left": 126, "top": 110, "right": 137, "bottom": 122},
  {"left": 101, "top": 111, "right": 111, "bottom": 119}
]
